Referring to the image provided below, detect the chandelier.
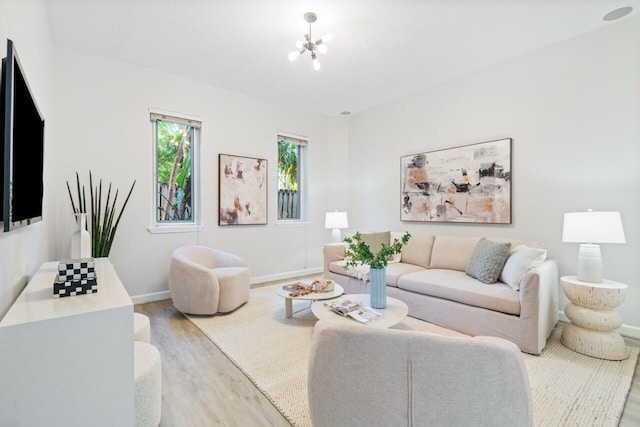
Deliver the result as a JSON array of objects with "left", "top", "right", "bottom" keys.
[{"left": 288, "top": 12, "right": 332, "bottom": 70}]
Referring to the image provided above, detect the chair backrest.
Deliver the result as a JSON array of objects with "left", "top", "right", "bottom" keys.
[
  {"left": 308, "top": 321, "right": 533, "bottom": 427},
  {"left": 172, "top": 246, "right": 218, "bottom": 269},
  {"left": 172, "top": 246, "right": 247, "bottom": 269}
]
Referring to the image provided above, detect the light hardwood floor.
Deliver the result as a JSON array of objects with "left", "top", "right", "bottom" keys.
[{"left": 136, "top": 300, "right": 640, "bottom": 427}]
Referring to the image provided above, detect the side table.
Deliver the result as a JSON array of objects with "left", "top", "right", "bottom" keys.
[
  {"left": 276, "top": 282, "right": 344, "bottom": 318},
  {"left": 560, "top": 275, "right": 629, "bottom": 360}
]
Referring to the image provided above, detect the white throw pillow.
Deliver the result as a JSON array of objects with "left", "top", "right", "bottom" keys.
[
  {"left": 499, "top": 245, "right": 547, "bottom": 290},
  {"left": 346, "top": 263, "right": 370, "bottom": 281}
]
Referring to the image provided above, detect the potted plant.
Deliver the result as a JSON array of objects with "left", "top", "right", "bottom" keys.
[
  {"left": 67, "top": 171, "right": 136, "bottom": 258},
  {"left": 344, "top": 231, "right": 411, "bottom": 308}
]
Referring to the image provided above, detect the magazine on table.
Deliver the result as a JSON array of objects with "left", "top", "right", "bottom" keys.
[{"left": 326, "top": 299, "right": 382, "bottom": 324}]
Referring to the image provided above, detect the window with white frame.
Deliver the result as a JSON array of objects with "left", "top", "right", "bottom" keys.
[
  {"left": 150, "top": 110, "right": 201, "bottom": 229},
  {"left": 277, "top": 134, "right": 307, "bottom": 221}
]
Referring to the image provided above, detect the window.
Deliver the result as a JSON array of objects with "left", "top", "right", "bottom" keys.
[
  {"left": 277, "top": 134, "right": 307, "bottom": 221},
  {"left": 150, "top": 110, "right": 201, "bottom": 231}
]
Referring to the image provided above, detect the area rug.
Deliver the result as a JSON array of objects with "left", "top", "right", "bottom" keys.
[{"left": 186, "top": 282, "right": 639, "bottom": 427}]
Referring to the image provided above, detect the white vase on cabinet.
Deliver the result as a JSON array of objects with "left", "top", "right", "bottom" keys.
[{"left": 71, "top": 213, "right": 91, "bottom": 258}]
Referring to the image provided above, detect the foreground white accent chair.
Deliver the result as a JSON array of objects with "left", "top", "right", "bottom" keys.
[
  {"left": 308, "top": 321, "right": 534, "bottom": 427},
  {"left": 168, "top": 246, "right": 250, "bottom": 315},
  {"left": 134, "top": 342, "right": 161, "bottom": 427},
  {"left": 134, "top": 312, "right": 151, "bottom": 343}
]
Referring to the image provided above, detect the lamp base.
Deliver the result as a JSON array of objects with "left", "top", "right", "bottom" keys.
[
  {"left": 577, "top": 244, "right": 603, "bottom": 283},
  {"left": 331, "top": 228, "right": 342, "bottom": 243}
]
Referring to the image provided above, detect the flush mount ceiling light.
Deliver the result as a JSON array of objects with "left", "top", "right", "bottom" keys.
[
  {"left": 288, "top": 12, "right": 332, "bottom": 71},
  {"left": 603, "top": 6, "right": 633, "bottom": 21}
]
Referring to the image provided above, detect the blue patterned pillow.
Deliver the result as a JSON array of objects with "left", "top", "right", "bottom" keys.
[{"left": 465, "top": 238, "right": 512, "bottom": 284}]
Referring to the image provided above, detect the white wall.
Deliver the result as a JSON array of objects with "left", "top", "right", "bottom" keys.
[
  {"left": 0, "top": 0, "right": 55, "bottom": 317},
  {"left": 49, "top": 47, "right": 341, "bottom": 300},
  {"left": 327, "top": 116, "right": 350, "bottom": 211},
  {"left": 347, "top": 16, "right": 640, "bottom": 334}
]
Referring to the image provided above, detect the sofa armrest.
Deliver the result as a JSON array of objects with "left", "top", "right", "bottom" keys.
[
  {"left": 322, "top": 243, "right": 346, "bottom": 276},
  {"left": 518, "top": 259, "right": 559, "bottom": 354}
]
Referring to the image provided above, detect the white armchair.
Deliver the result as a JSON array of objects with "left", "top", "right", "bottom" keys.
[
  {"left": 308, "top": 321, "right": 533, "bottom": 427},
  {"left": 168, "top": 246, "right": 250, "bottom": 315}
]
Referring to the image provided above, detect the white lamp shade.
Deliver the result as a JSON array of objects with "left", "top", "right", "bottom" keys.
[
  {"left": 325, "top": 211, "right": 348, "bottom": 229},
  {"left": 562, "top": 211, "right": 625, "bottom": 244}
]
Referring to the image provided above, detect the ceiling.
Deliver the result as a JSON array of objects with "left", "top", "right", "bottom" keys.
[{"left": 44, "top": 0, "right": 639, "bottom": 117}]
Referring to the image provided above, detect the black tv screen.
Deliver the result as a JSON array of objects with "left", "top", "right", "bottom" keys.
[{"left": 1, "top": 39, "right": 45, "bottom": 232}]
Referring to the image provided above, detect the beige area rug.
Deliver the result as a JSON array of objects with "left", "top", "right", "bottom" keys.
[{"left": 186, "top": 282, "right": 639, "bottom": 427}]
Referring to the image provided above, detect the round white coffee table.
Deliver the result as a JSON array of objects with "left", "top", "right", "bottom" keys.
[
  {"left": 311, "top": 294, "right": 408, "bottom": 328},
  {"left": 277, "top": 282, "right": 344, "bottom": 318}
]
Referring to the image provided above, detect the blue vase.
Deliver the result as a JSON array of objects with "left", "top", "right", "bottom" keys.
[{"left": 369, "top": 267, "right": 387, "bottom": 309}]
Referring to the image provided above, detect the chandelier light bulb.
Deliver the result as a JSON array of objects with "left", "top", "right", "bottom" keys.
[
  {"left": 288, "top": 51, "right": 301, "bottom": 62},
  {"left": 289, "top": 12, "right": 330, "bottom": 70}
]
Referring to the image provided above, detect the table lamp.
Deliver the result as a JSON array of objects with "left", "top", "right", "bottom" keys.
[
  {"left": 562, "top": 210, "right": 625, "bottom": 283},
  {"left": 325, "top": 211, "right": 348, "bottom": 243}
]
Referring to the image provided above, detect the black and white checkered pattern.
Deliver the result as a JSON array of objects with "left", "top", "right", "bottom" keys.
[
  {"left": 53, "top": 274, "right": 98, "bottom": 298},
  {"left": 58, "top": 258, "right": 96, "bottom": 281}
]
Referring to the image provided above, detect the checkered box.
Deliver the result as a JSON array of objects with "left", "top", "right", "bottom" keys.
[
  {"left": 53, "top": 274, "right": 98, "bottom": 298},
  {"left": 58, "top": 258, "right": 96, "bottom": 282}
]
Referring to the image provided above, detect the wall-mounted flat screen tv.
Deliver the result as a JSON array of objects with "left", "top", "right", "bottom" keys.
[{"left": 1, "top": 38, "right": 45, "bottom": 232}]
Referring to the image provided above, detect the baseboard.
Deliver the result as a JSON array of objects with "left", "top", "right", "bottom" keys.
[
  {"left": 131, "top": 290, "right": 171, "bottom": 305},
  {"left": 130, "top": 267, "right": 323, "bottom": 305},
  {"left": 558, "top": 310, "right": 640, "bottom": 341}
]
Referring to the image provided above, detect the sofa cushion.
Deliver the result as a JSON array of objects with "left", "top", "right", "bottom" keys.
[
  {"left": 330, "top": 260, "right": 425, "bottom": 287},
  {"left": 392, "top": 232, "right": 434, "bottom": 269},
  {"left": 465, "top": 239, "right": 511, "bottom": 284},
  {"left": 429, "top": 236, "right": 482, "bottom": 271},
  {"left": 386, "top": 263, "right": 426, "bottom": 287},
  {"left": 329, "top": 260, "right": 349, "bottom": 275},
  {"left": 397, "top": 269, "right": 521, "bottom": 315},
  {"left": 330, "top": 260, "right": 368, "bottom": 280},
  {"left": 499, "top": 245, "right": 547, "bottom": 290}
]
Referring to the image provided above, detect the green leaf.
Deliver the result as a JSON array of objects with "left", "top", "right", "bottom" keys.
[
  {"left": 67, "top": 171, "right": 136, "bottom": 258},
  {"left": 344, "top": 231, "right": 412, "bottom": 270}
]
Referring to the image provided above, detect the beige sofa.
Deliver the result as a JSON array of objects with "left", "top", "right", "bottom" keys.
[
  {"left": 308, "top": 321, "right": 534, "bottom": 427},
  {"left": 323, "top": 233, "right": 559, "bottom": 354}
]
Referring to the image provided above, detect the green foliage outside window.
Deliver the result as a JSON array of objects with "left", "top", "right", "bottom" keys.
[
  {"left": 278, "top": 140, "right": 299, "bottom": 191},
  {"left": 156, "top": 120, "right": 193, "bottom": 221}
]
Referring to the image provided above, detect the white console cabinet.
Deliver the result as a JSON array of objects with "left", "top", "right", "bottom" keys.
[{"left": 0, "top": 258, "right": 135, "bottom": 426}]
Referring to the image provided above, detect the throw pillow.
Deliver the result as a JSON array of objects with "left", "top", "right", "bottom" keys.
[
  {"left": 465, "top": 238, "right": 512, "bottom": 284},
  {"left": 499, "top": 245, "right": 547, "bottom": 290},
  {"left": 360, "top": 231, "right": 391, "bottom": 254}
]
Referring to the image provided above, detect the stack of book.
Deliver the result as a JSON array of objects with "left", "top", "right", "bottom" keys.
[{"left": 53, "top": 258, "right": 98, "bottom": 298}]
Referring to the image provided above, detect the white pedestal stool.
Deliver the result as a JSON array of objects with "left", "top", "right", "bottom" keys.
[
  {"left": 134, "top": 312, "right": 151, "bottom": 343},
  {"left": 134, "top": 341, "right": 161, "bottom": 427},
  {"left": 560, "top": 276, "right": 629, "bottom": 360}
]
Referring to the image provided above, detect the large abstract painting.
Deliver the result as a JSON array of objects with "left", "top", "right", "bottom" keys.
[
  {"left": 219, "top": 154, "right": 267, "bottom": 225},
  {"left": 401, "top": 138, "right": 511, "bottom": 223}
]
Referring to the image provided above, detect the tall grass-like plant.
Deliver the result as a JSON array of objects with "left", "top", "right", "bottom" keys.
[{"left": 67, "top": 171, "right": 136, "bottom": 257}]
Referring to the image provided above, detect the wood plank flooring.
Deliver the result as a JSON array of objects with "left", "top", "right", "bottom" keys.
[
  {"left": 136, "top": 300, "right": 640, "bottom": 427},
  {"left": 135, "top": 300, "right": 290, "bottom": 427}
]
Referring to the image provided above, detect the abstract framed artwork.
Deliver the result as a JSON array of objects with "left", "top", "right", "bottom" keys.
[
  {"left": 219, "top": 154, "right": 267, "bottom": 225},
  {"left": 400, "top": 138, "right": 512, "bottom": 224}
]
